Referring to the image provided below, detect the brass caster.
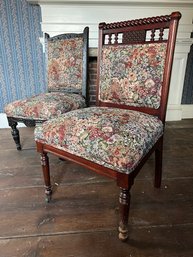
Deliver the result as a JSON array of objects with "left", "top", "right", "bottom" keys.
[
  {"left": 118, "top": 232, "right": 128, "bottom": 242},
  {"left": 118, "top": 225, "right": 129, "bottom": 242}
]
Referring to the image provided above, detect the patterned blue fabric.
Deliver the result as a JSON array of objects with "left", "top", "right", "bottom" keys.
[{"left": 0, "top": 0, "right": 46, "bottom": 112}]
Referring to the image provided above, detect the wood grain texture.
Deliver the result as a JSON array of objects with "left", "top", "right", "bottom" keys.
[{"left": 0, "top": 119, "right": 193, "bottom": 256}]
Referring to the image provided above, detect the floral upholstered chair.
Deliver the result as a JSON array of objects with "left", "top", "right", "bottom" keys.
[
  {"left": 4, "top": 27, "right": 89, "bottom": 150},
  {"left": 34, "top": 13, "right": 181, "bottom": 241}
]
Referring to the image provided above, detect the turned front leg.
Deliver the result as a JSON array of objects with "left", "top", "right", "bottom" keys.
[
  {"left": 40, "top": 153, "right": 52, "bottom": 202},
  {"left": 8, "top": 119, "right": 21, "bottom": 150},
  {"left": 119, "top": 188, "right": 130, "bottom": 241}
]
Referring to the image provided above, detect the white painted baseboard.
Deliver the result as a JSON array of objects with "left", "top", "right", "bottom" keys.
[
  {"left": 182, "top": 104, "right": 193, "bottom": 119},
  {"left": 166, "top": 105, "right": 182, "bottom": 121},
  {"left": 0, "top": 113, "right": 26, "bottom": 128}
]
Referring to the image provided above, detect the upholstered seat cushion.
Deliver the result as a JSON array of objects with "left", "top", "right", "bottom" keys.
[
  {"left": 4, "top": 92, "right": 86, "bottom": 120},
  {"left": 34, "top": 107, "right": 163, "bottom": 174}
]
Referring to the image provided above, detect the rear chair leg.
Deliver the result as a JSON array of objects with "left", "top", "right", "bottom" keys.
[
  {"left": 40, "top": 152, "right": 52, "bottom": 202},
  {"left": 119, "top": 187, "right": 130, "bottom": 241},
  {"left": 8, "top": 118, "right": 21, "bottom": 150},
  {"left": 154, "top": 136, "right": 163, "bottom": 188}
]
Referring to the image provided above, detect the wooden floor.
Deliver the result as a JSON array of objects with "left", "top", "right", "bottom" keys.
[{"left": 0, "top": 120, "right": 193, "bottom": 257}]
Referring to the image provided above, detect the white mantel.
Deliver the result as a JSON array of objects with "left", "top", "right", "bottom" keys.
[
  {"left": 27, "top": 0, "right": 193, "bottom": 5},
  {"left": 29, "top": 0, "right": 193, "bottom": 121}
]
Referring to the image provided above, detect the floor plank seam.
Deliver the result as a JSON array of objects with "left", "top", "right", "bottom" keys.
[
  {"left": 0, "top": 223, "right": 193, "bottom": 241},
  {"left": 0, "top": 180, "right": 114, "bottom": 191},
  {"left": 0, "top": 227, "right": 117, "bottom": 240}
]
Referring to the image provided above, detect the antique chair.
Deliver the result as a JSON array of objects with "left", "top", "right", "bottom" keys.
[
  {"left": 35, "top": 13, "right": 181, "bottom": 241},
  {"left": 4, "top": 27, "right": 89, "bottom": 150}
]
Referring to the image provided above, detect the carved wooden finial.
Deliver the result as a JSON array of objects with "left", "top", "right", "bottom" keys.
[
  {"left": 171, "top": 11, "right": 182, "bottom": 20},
  {"left": 99, "top": 22, "right": 106, "bottom": 29}
]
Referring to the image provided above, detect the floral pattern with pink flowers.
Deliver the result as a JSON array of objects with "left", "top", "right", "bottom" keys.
[
  {"left": 4, "top": 92, "right": 86, "bottom": 120},
  {"left": 34, "top": 107, "right": 163, "bottom": 174},
  {"left": 47, "top": 37, "right": 83, "bottom": 92},
  {"left": 99, "top": 42, "right": 167, "bottom": 109}
]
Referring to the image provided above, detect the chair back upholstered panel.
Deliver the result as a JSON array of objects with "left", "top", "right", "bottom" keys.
[
  {"left": 97, "top": 14, "right": 181, "bottom": 122},
  {"left": 99, "top": 42, "right": 167, "bottom": 109},
  {"left": 47, "top": 27, "right": 89, "bottom": 99}
]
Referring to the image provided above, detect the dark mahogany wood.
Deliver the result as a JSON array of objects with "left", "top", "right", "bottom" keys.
[
  {"left": 40, "top": 152, "right": 52, "bottom": 202},
  {"left": 7, "top": 27, "right": 89, "bottom": 150},
  {"left": 36, "top": 12, "right": 181, "bottom": 241},
  {"left": 154, "top": 136, "right": 163, "bottom": 188}
]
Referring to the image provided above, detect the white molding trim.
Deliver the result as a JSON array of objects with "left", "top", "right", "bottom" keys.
[
  {"left": 27, "top": 0, "right": 193, "bottom": 7},
  {"left": 0, "top": 113, "right": 9, "bottom": 128},
  {"left": 166, "top": 105, "right": 182, "bottom": 121},
  {"left": 0, "top": 113, "right": 25, "bottom": 129},
  {"left": 182, "top": 105, "right": 193, "bottom": 119}
]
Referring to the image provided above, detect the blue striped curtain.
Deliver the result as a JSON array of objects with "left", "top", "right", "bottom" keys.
[{"left": 0, "top": 0, "right": 46, "bottom": 112}]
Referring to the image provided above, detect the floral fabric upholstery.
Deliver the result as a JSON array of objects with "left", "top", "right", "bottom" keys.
[
  {"left": 99, "top": 42, "right": 167, "bottom": 109},
  {"left": 4, "top": 92, "right": 86, "bottom": 120},
  {"left": 47, "top": 37, "right": 83, "bottom": 92},
  {"left": 34, "top": 107, "right": 163, "bottom": 174}
]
